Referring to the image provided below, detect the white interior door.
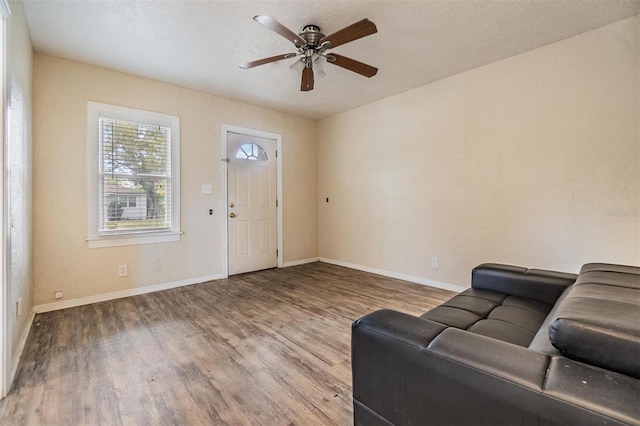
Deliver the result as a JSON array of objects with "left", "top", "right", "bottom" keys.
[{"left": 227, "top": 132, "right": 277, "bottom": 275}]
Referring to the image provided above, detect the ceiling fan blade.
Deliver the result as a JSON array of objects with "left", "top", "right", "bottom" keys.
[
  {"left": 239, "top": 53, "right": 297, "bottom": 69},
  {"left": 254, "top": 15, "right": 307, "bottom": 47},
  {"left": 319, "top": 19, "right": 377, "bottom": 49},
  {"left": 326, "top": 54, "right": 378, "bottom": 78},
  {"left": 301, "top": 65, "right": 314, "bottom": 91}
]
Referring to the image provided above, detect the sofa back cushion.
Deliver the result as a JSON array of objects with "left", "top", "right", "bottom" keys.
[
  {"left": 472, "top": 264, "right": 577, "bottom": 305},
  {"left": 549, "top": 263, "right": 640, "bottom": 379}
]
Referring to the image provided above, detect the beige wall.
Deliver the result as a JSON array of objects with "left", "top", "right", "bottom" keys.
[
  {"left": 29, "top": 15, "right": 640, "bottom": 301},
  {"left": 6, "top": 0, "right": 34, "bottom": 375},
  {"left": 319, "top": 16, "right": 640, "bottom": 287},
  {"left": 33, "top": 55, "right": 318, "bottom": 306}
]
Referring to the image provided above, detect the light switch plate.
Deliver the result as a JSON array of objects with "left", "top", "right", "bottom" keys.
[{"left": 202, "top": 184, "right": 213, "bottom": 194}]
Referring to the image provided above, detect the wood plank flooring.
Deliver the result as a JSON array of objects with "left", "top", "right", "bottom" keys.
[{"left": 0, "top": 262, "right": 455, "bottom": 425}]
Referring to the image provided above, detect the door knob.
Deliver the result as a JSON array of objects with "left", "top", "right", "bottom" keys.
[
  {"left": 229, "top": 202, "right": 235, "bottom": 208},
  {"left": 229, "top": 212, "right": 236, "bottom": 218}
]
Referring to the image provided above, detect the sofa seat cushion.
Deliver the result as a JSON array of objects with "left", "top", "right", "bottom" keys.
[
  {"left": 549, "top": 263, "right": 640, "bottom": 379},
  {"left": 487, "top": 304, "right": 548, "bottom": 333},
  {"left": 440, "top": 290, "right": 505, "bottom": 315},
  {"left": 420, "top": 306, "right": 482, "bottom": 329},
  {"left": 422, "top": 288, "right": 553, "bottom": 347},
  {"left": 502, "top": 296, "right": 551, "bottom": 316},
  {"left": 468, "top": 319, "right": 537, "bottom": 347}
]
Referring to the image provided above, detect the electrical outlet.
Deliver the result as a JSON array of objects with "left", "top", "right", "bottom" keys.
[
  {"left": 431, "top": 257, "right": 439, "bottom": 269},
  {"left": 54, "top": 291, "right": 63, "bottom": 299},
  {"left": 118, "top": 264, "right": 128, "bottom": 277}
]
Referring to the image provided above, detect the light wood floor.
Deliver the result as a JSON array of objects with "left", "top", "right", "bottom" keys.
[{"left": 0, "top": 262, "right": 455, "bottom": 425}]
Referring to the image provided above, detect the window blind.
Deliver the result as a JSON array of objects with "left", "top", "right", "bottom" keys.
[{"left": 98, "top": 117, "right": 172, "bottom": 234}]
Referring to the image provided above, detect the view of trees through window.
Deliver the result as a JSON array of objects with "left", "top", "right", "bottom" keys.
[{"left": 100, "top": 118, "right": 172, "bottom": 232}]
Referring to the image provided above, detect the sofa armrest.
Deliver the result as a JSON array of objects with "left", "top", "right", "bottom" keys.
[
  {"left": 352, "top": 309, "right": 447, "bottom": 348},
  {"left": 352, "top": 310, "right": 632, "bottom": 426},
  {"left": 472, "top": 263, "right": 577, "bottom": 304}
]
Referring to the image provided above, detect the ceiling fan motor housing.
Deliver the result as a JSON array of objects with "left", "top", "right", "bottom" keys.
[{"left": 300, "top": 25, "right": 324, "bottom": 47}]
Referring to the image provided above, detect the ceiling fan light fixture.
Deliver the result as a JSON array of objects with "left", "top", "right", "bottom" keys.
[
  {"left": 310, "top": 55, "right": 327, "bottom": 79},
  {"left": 289, "top": 58, "right": 305, "bottom": 74}
]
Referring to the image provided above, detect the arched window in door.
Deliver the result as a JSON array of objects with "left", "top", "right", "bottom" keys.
[{"left": 235, "top": 143, "right": 269, "bottom": 161}]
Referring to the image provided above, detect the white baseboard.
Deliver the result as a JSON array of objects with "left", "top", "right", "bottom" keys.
[
  {"left": 7, "top": 309, "right": 36, "bottom": 396},
  {"left": 318, "top": 257, "right": 467, "bottom": 293},
  {"left": 30, "top": 258, "right": 462, "bottom": 311},
  {"left": 281, "top": 257, "right": 320, "bottom": 267},
  {"left": 33, "top": 274, "right": 222, "bottom": 314}
]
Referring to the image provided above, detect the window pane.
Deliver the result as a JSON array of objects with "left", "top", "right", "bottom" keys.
[
  {"left": 101, "top": 121, "right": 170, "bottom": 174},
  {"left": 99, "top": 117, "right": 172, "bottom": 234},
  {"left": 102, "top": 177, "right": 170, "bottom": 232},
  {"left": 235, "top": 143, "right": 268, "bottom": 161}
]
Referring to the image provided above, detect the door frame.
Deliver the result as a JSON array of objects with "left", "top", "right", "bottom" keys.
[
  {"left": 0, "top": 0, "right": 9, "bottom": 398},
  {"left": 220, "top": 124, "right": 283, "bottom": 278}
]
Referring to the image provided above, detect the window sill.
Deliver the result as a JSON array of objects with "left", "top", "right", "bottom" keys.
[{"left": 86, "top": 231, "right": 182, "bottom": 248}]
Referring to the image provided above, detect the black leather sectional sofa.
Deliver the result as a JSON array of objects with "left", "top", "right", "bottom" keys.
[{"left": 352, "top": 263, "right": 640, "bottom": 425}]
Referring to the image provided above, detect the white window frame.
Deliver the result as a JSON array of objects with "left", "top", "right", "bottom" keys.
[{"left": 86, "top": 102, "right": 181, "bottom": 248}]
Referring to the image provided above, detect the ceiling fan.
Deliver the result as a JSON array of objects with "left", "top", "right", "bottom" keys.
[{"left": 240, "top": 15, "right": 378, "bottom": 92}]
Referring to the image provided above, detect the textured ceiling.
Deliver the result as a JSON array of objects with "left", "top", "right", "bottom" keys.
[{"left": 22, "top": 1, "right": 640, "bottom": 120}]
